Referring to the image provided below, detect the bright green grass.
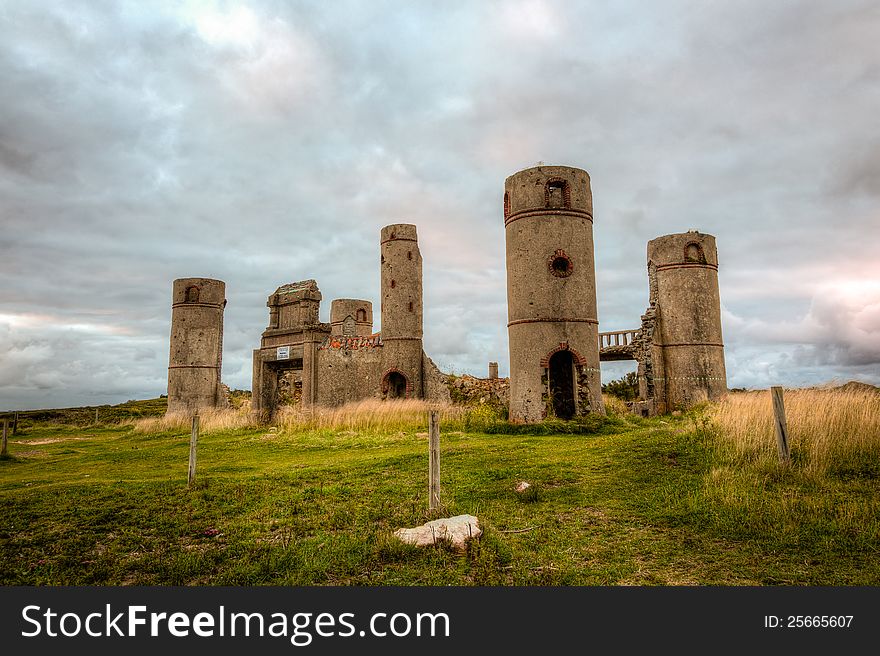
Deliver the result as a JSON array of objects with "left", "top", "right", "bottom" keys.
[{"left": 1, "top": 413, "right": 877, "bottom": 585}]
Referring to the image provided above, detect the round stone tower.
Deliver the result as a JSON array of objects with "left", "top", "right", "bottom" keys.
[
  {"left": 380, "top": 224, "right": 423, "bottom": 399},
  {"left": 167, "top": 278, "right": 226, "bottom": 415},
  {"left": 504, "top": 165, "right": 604, "bottom": 422},
  {"left": 330, "top": 299, "right": 374, "bottom": 337},
  {"left": 647, "top": 231, "right": 727, "bottom": 411}
]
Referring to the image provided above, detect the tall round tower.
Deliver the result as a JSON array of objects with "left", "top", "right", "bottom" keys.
[
  {"left": 330, "top": 299, "right": 374, "bottom": 337},
  {"left": 167, "top": 278, "right": 226, "bottom": 415},
  {"left": 504, "top": 165, "right": 604, "bottom": 422},
  {"left": 647, "top": 231, "right": 727, "bottom": 411},
  {"left": 380, "top": 224, "right": 423, "bottom": 399}
]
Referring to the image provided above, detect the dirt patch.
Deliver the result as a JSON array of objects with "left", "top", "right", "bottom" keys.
[
  {"left": 12, "top": 449, "right": 47, "bottom": 458},
  {"left": 14, "top": 436, "right": 95, "bottom": 446}
]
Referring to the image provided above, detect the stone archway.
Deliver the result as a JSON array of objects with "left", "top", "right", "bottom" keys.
[
  {"left": 382, "top": 370, "right": 409, "bottom": 399},
  {"left": 548, "top": 350, "right": 576, "bottom": 419}
]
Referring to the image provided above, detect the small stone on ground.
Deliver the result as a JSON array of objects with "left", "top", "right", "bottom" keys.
[{"left": 393, "top": 514, "right": 481, "bottom": 551}]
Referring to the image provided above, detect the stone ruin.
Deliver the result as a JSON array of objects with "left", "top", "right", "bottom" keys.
[
  {"left": 166, "top": 165, "right": 727, "bottom": 421},
  {"left": 504, "top": 165, "right": 727, "bottom": 420},
  {"left": 166, "top": 278, "right": 227, "bottom": 415},
  {"left": 249, "top": 223, "right": 449, "bottom": 420}
]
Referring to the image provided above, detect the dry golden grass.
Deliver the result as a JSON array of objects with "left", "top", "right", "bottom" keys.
[
  {"left": 275, "top": 398, "right": 467, "bottom": 433},
  {"left": 602, "top": 394, "right": 630, "bottom": 417},
  {"left": 710, "top": 387, "right": 880, "bottom": 474},
  {"left": 131, "top": 404, "right": 259, "bottom": 434},
  {"left": 131, "top": 399, "right": 471, "bottom": 435}
]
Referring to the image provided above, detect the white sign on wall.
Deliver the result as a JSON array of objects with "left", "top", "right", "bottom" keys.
[{"left": 276, "top": 346, "right": 290, "bottom": 360}]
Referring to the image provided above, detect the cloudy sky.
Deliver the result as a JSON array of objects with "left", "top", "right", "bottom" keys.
[{"left": 1, "top": 0, "right": 878, "bottom": 410}]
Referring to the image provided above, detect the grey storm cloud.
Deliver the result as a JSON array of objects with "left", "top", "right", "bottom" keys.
[{"left": 1, "top": 0, "right": 879, "bottom": 409}]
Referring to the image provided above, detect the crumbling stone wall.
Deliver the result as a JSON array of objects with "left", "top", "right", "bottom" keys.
[
  {"left": 447, "top": 374, "right": 509, "bottom": 408},
  {"left": 249, "top": 224, "right": 450, "bottom": 417},
  {"left": 424, "top": 355, "right": 452, "bottom": 404},
  {"left": 315, "top": 335, "right": 385, "bottom": 404},
  {"left": 278, "top": 370, "right": 303, "bottom": 406}
]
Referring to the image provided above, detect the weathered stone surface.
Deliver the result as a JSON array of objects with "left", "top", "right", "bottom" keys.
[
  {"left": 647, "top": 231, "right": 727, "bottom": 412},
  {"left": 514, "top": 481, "right": 531, "bottom": 493},
  {"left": 504, "top": 165, "right": 604, "bottom": 423},
  {"left": 330, "top": 299, "right": 373, "bottom": 337},
  {"left": 167, "top": 278, "right": 226, "bottom": 416},
  {"left": 447, "top": 374, "right": 509, "bottom": 407},
  {"left": 248, "top": 225, "right": 451, "bottom": 419},
  {"left": 393, "top": 515, "right": 481, "bottom": 551},
  {"left": 424, "top": 355, "right": 452, "bottom": 404}
]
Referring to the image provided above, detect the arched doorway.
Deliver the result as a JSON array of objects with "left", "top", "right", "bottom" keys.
[
  {"left": 548, "top": 350, "right": 576, "bottom": 419},
  {"left": 383, "top": 371, "right": 408, "bottom": 399}
]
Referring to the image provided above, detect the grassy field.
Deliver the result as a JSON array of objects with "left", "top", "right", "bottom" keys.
[{"left": 1, "top": 391, "right": 878, "bottom": 585}]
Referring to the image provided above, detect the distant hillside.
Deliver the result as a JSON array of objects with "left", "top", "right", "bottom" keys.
[
  {"left": 2, "top": 397, "right": 168, "bottom": 426},
  {"left": 836, "top": 381, "right": 880, "bottom": 393},
  {"left": 2, "top": 388, "right": 252, "bottom": 427}
]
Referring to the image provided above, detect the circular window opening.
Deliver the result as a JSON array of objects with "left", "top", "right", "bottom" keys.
[{"left": 549, "top": 251, "right": 573, "bottom": 278}]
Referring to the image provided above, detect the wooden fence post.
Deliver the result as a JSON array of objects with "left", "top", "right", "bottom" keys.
[
  {"left": 429, "top": 411, "right": 440, "bottom": 511},
  {"left": 1, "top": 419, "right": 8, "bottom": 457},
  {"left": 12, "top": 412, "right": 18, "bottom": 436},
  {"left": 95, "top": 408, "right": 99, "bottom": 423},
  {"left": 771, "top": 386, "right": 790, "bottom": 464},
  {"left": 188, "top": 414, "right": 199, "bottom": 486}
]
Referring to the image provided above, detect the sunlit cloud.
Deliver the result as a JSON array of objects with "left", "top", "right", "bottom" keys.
[{"left": 500, "top": 0, "right": 562, "bottom": 40}]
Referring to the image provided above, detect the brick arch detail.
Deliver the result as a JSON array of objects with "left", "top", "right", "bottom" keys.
[
  {"left": 544, "top": 177, "right": 572, "bottom": 209},
  {"left": 540, "top": 342, "right": 588, "bottom": 368},
  {"left": 381, "top": 367, "right": 413, "bottom": 398}
]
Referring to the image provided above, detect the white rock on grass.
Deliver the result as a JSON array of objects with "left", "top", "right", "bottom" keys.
[{"left": 394, "top": 514, "right": 481, "bottom": 551}]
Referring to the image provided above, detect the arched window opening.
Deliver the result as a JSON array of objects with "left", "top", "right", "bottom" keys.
[
  {"left": 185, "top": 286, "right": 200, "bottom": 303},
  {"left": 356, "top": 308, "right": 367, "bottom": 322},
  {"left": 685, "top": 242, "right": 706, "bottom": 264}
]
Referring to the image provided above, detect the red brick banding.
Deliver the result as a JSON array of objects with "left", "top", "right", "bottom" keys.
[
  {"left": 655, "top": 262, "right": 718, "bottom": 272},
  {"left": 504, "top": 208, "right": 592, "bottom": 227},
  {"left": 508, "top": 317, "right": 598, "bottom": 327},
  {"left": 540, "top": 342, "right": 588, "bottom": 368}
]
